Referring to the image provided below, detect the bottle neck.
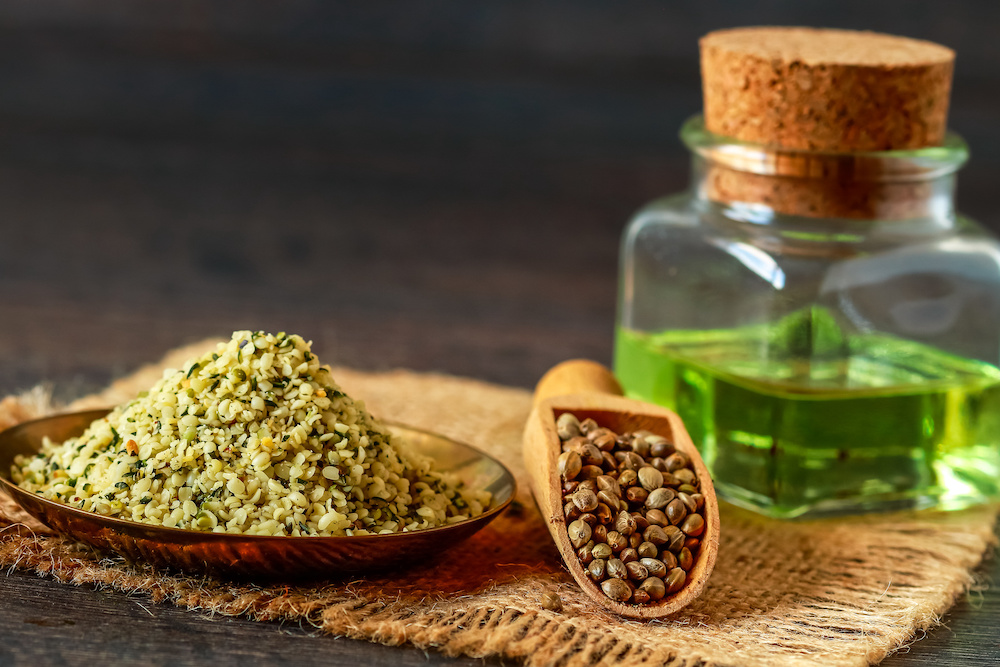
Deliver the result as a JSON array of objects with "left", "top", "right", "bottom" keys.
[{"left": 682, "top": 116, "right": 967, "bottom": 224}]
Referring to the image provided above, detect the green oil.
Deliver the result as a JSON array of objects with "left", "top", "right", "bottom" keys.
[{"left": 614, "top": 309, "right": 1000, "bottom": 517}]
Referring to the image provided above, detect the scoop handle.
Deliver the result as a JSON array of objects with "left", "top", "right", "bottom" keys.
[{"left": 532, "top": 359, "right": 625, "bottom": 406}]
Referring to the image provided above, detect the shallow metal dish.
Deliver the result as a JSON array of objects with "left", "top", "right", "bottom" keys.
[{"left": 0, "top": 409, "right": 516, "bottom": 580}]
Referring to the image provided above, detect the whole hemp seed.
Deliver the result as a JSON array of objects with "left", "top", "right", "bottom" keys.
[
  {"left": 541, "top": 591, "right": 564, "bottom": 612},
  {"left": 556, "top": 412, "right": 707, "bottom": 606}
]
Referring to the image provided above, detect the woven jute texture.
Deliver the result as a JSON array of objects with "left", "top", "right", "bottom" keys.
[{"left": 0, "top": 340, "right": 996, "bottom": 667}]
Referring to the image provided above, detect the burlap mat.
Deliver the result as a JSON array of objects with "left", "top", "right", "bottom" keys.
[{"left": 0, "top": 340, "right": 996, "bottom": 667}]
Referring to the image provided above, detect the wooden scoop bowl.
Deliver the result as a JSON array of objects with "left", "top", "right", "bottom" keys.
[{"left": 523, "top": 359, "right": 720, "bottom": 619}]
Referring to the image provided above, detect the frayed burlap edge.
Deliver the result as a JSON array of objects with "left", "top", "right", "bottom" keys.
[{"left": 0, "top": 340, "right": 996, "bottom": 667}]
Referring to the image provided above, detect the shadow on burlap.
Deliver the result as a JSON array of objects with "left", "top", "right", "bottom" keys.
[{"left": 0, "top": 340, "right": 995, "bottom": 667}]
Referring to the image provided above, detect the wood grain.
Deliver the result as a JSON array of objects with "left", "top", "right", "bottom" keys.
[
  {"left": 0, "top": 569, "right": 499, "bottom": 667},
  {"left": 0, "top": 1, "right": 997, "bottom": 664}
]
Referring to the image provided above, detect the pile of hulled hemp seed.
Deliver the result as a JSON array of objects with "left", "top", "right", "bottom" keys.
[{"left": 557, "top": 413, "right": 706, "bottom": 605}]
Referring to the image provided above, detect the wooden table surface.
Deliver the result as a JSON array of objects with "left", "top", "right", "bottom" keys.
[{"left": 0, "top": 2, "right": 998, "bottom": 664}]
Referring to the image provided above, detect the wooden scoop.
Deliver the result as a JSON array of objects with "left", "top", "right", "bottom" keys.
[{"left": 523, "top": 359, "right": 720, "bottom": 619}]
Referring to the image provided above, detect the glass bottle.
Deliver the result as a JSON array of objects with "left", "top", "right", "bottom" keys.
[{"left": 614, "top": 28, "right": 1000, "bottom": 518}]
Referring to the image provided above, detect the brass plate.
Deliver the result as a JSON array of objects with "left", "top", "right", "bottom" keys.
[{"left": 0, "top": 410, "right": 516, "bottom": 580}]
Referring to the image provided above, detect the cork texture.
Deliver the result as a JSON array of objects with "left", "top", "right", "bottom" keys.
[
  {"left": 700, "top": 27, "right": 955, "bottom": 151},
  {"left": 703, "top": 163, "right": 938, "bottom": 220},
  {"left": 0, "top": 340, "right": 996, "bottom": 667}
]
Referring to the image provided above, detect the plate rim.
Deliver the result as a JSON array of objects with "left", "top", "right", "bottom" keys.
[{"left": 0, "top": 408, "right": 517, "bottom": 545}]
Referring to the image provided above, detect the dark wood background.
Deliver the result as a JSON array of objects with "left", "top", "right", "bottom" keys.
[{"left": 0, "top": 2, "right": 998, "bottom": 665}]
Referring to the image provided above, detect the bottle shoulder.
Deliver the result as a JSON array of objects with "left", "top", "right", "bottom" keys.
[
  {"left": 622, "top": 202, "right": 1000, "bottom": 291},
  {"left": 626, "top": 192, "right": 699, "bottom": 230},
  {"left": 624, "top": 198, "right": 1000, "bottom": 254}
]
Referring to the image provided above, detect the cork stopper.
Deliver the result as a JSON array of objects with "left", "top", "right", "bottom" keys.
[
  {"left": 696, "top": 27, "right": 958, "bottom": 219},
  {"left": 700, "top": 27, "right": 955, "bottom": 151}
]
